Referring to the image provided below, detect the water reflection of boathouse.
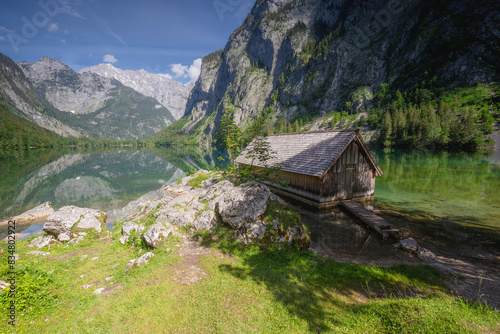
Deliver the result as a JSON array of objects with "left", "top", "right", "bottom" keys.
[{"left": 308, "top": 209, "right": 372, "bottom": 252}]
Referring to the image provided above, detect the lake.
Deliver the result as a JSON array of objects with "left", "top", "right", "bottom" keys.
[{"left": 1, "top": 146, "right": 499, "bottom": 257}]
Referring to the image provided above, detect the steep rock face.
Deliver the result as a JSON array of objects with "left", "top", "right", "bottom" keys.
[
  {"left": 19, "top": 57, "right": 115, "bottom": 115},
  {"left": 0, "top": 53, "right": 81, "bottom": 137},
  {"left": 80, "top": 63, "right": 193, "bottom": 120},
  {"left": 184, "top": 0, "right": 499, "bottom": 142},
  {"left": 18, "top": 57, "right": 176, "bottom": 139}
]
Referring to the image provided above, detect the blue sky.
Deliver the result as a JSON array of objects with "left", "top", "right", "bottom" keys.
[{"left": 0, "top": 0, "right": 254, "bottom": 84}]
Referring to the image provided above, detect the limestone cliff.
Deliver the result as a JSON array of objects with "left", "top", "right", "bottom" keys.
[{"left": 183, "top": 0, "right": 499, "bottom": 143}]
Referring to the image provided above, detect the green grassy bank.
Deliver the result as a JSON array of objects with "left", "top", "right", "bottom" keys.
[{"left": 1, "top": 223, "right": 498, "bottom": 333}]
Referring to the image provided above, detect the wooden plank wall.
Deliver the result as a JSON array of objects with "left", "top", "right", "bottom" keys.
[
  {"left": 322, "top": 140, "right": 375, "bottom": 203},
  {"left": 280, "top": 171, "right": 321, "bottom": 202}
]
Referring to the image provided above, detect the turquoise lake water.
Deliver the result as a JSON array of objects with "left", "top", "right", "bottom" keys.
[{"left": 1, "top": 147, "right": 499, "bottom": 256}]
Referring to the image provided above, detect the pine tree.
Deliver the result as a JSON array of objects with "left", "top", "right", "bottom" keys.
[{"left": 381, "top": 111, "right": 392, "bottom": 142}]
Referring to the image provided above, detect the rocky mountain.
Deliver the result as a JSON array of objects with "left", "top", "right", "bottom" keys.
[
  {"left": 182, "top": 0, "right": 499, "bottom": 144},
  {"left": 80, "top": 63, "right": 193, "bottom": 120},
  {"left": 11, "top": 56, "right": 176, "bottom": 139},
  {"left": 0, "top": 53, "right": 81, "bottom": 137}
]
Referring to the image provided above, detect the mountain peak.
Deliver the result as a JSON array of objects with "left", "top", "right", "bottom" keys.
[
  {"left": 81, "top": 64, "right": 191, "bottom": 120},
  {"left": 35, "top": 56, "right": 71, "bottom": 71}
]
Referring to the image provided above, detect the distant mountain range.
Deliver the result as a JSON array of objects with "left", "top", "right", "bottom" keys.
[
  {"left": 2, "top": 0, "right": 498, "bottom": 147},
  {"left": 0, "top": 53, "right": 80, "bottom": 137},
  {"left": 81, "top": 63, "right": 193, "bottom": 120},
  {"left": 0, "top": 54, "right": 193, "bottom": 140}
]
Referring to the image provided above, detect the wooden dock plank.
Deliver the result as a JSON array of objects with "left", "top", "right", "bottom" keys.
[{"left": 340, "top": 200, "right": 401, "bottom": 239}]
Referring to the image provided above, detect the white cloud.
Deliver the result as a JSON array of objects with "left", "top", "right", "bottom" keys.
[
  {"left": 170, "top": 63, "right": 188, "bottom": 78},
  {"left": 187, "top": 58, "right": 202, "bottom": 82},
  {"left": 169, "top": 58, "right": 202, "bottom": 83},
  {"left": 103, "top": 54, "right": 118, "bottom": 63},
  {"left": 48, "top": 22, "right": 59, "bottom": 32},
  {"left": 64, "top": 29, "right": 70, "bottom": 35}
]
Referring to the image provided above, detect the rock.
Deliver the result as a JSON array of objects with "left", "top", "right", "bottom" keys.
[
  {"left": 417, "top": 247, "right": 437, "bottom": 262},
  {"left": 166, "top": 189, "right": 205, "bottom": 208},
  {"left": 80, "top": 255, "right": 88, "bottom": 261},
  {"left": 192, "top": 210, "right": 218, "bottom": 231},
  {"left": 269, "top": 194, "right": 285, "bottom": 203},
  {"left": 26, "top": 251, "right": 50, "bottom": 256},
  {"left": 75, "top": 209, "right": 106, "bottom": 232},
  {"left": 188, "top": 200, "right": 205, "bottom": 212},
  {"left": 213, "top": 181, "right": 271, "bottom": 229},
  {"left": 28, "top": 235, "right": 54, "bottom": 249},
  {"left": 58, "top": 233, "right": 71, "bottom": 242},
  {"left": 105, "top": 276, "right": 113, "bottom": 281},
  {"left": 121, "top": 221, "right": 139, "bottom": 235},
  {"left": 400, "top": 237, "right": 419, "bottom": 252},
  {"left": 90, "top": 257, "right": 99, "bottom": 261},
  {"left": 0, "top": 280, "right": 10, "bottom": 289},
  {"left": 42, "top": 206, "right": 106, "bottom": 241},
  {"left": 112, "top": 191, "right": 173, "bottom": 222},
  {"left": 155, "top": 206, "right": 197, "bottom": 227},
  {"left": 119, "top": 236, "right": 130, "bottom": 244},
  {"left": 68, "top": 235, "right": 84, "bottom": 245},
  {"left": 201, "top": 180, "right": 235, "bottom": 204},
  {"left": 125, "top": 252, "right": 154, "bottom": 271},
  {"left": 249, "top": 220, "right": 267, "bottom": 239},
  {"left": 93, "top": 288, "right": 105, "bottom": 295},
  {"left": 164, "top": 183, "right": 193, "bottom": 195},
  {"left": 429, "top": 263, "right": 455, "bottom": 276},
  {"left": 272, "top": 218, "right": 279, "bottom": 230},
  {"left": 143, "top": 222, "right": 173, "bottom": 248},
  {"left": 0, "top": 202, "right": 54, "bottom": 225},
  {"left": 82, "top": 284, "right": 91, "bottom": 289}
]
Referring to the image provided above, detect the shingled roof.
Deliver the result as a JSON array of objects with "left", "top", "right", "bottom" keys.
[{"left": 235, "top": 130, "right": 382, "bottom": 178}]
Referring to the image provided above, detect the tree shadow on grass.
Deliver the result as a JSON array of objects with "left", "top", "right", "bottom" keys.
[{"left": 203, "top": 235, "right": 446, "bottom": 332}]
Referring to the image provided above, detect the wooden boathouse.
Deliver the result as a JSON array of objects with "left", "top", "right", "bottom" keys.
[{"left": 235, "top": 129, "right": 383, "bottom": 209}]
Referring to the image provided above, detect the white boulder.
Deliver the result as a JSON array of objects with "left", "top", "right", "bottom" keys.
[
  {"left": 43, "top": 206, "right": 106, "bottom": 241},
  {"left": 125, "top": 252, "right": 155, "bottom": 271},
  {"left": 212, "top": 181, "right": 271, "bottom": 229},
  {"left": 192, "top": 210, "right": 218, "bottom": 231},
  {"left": 143, "top": 222, "right": 173, "bottom": 248}
]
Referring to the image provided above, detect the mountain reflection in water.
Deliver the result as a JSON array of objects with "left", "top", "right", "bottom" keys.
[{"left": 0, "top": 147, "right": 498, "bottom": 262}]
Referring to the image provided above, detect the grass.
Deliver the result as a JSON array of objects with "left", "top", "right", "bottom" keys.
[
  {"left": 186, "top": 172, "right": 213, "bottom": 188},
  {"left": 1, "top": 225, "right": 499, "bottom": 333}
]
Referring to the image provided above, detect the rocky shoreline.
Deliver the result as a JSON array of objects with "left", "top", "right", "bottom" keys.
[
  {"left": 23, "top": 171, "right": 310, "bottom": 260},
  {"left": 2, "top": 170, "right": 499, "bottom": 308}
]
